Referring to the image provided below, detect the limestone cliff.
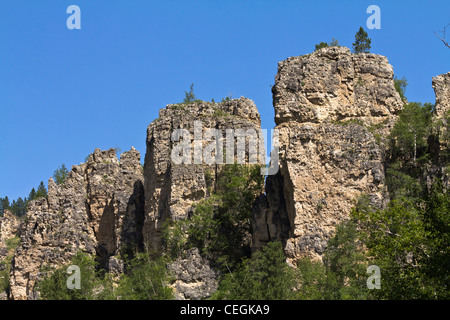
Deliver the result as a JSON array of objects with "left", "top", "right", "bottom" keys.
[
  {"left": 432, "top": 72, "right": 450, "bottom": 120},
  {"left": 255, "top": 47, "right": 403, "bottom": 262},
  {"left": 8, "top": 148, "right": 144, "bottom": 300},
  {"left": 430, "top": 71, "right": 450, "bottom": 188},
  {"left": 143, "top": 98, "right": 264, "bottom": 252},
  {"left": 141, "top": 98, "right": 264, "bottom": 299},
  {"left": 2, "top": 46, "right": 447, "bottom": 300}
]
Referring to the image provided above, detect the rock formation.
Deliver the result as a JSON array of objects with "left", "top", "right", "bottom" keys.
[
  {"left": 0, "top": 210, "right": 21, "bottom": 299},
  {"left": 2, "top": 46, "right": 447, "bottom": 300},
  {"left": 254, "top": 47, "right": 403, "bottom": 263},
  {"left": 272, "top": 46, "right": 403, "bottom": 128},
  {"left": 430, "top": 72, "right": 450, "bottom": 188},
  {"left": 8, "top": 148, "right": 144, "bottom": 300},
  {"left": 168, "top": 248, "right": 218, "bottom": 300},
  {"left": 0, "top": 210, "right": 21, "bottom": 248},
  {"left": 142, "top": 98, "right": 265, "bottom": 299},
  {"left": 432, "top": 72, "right": 450, "bottom": 120},
  {"left": 143, "top": 98, "right": 264, "bottom": 252}
]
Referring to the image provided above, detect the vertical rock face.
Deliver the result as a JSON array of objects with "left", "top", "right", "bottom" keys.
[
  {"left": 257, "top": 47, "right": 403, "bottom": 263},
  {"left": 143, "top": 98, "right": 264, "bottom": 300},
  {"left": 9, "top": 148, "right": 144, "bottom": 300},
  {"left": 272, "top": 46, "right": 403, "bottom": 127},
  {"left": 431, "top": 72, "right": 450, "bottom": 188},
  {"left": 0, "top": 210, "right": 21, "bottom": 246},
  {"left": 143, "top": 98, "right": 264, "bottom": 252},
  {"left": 168, "top": 248, "right": 218, "bottom": 300},
  {"left": 0, "top": 210, "right": 21, "bottom": 300},
  {"left": 432, "top": 72, "right": 450, "bottom": 120}
]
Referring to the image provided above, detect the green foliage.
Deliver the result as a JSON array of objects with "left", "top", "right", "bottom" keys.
[
  {"left": 211, "top": 241, "right": 297, "bottom": 300},
  {"left": 315, "top": 38, "right": 340, "bottom": 51},
  {"left": 53, "top": 164, "right": 69, "bottom": 185},
  {"left": 117, "top": 253, "right": 174, "bottom": 300},
  {"left": 390, "top": 102, "right": 433, "bottom": 161},
  {"left": 314, "top": 41, "right": 329, "bottom": 51},
  {"left": 8, "top": 197, "right": 27, "bottom": 217},
  {"left": 329, "top": 38, "right": 340, "bottom": 47},
  {"left": 37, "top": 251, "right": 114, "bottom": 300},
  {"left": 28, "top": 188, "right": 36, "bottom": 201},
  {"left": 352, "top": 190, "right": 449, "bottom": 299},
  {"left": 421, "top": 180, "right": 450, "bottom": 298},
  {"left": 295, "top": 258, "right": 327, "bottom": 300},
  {"left": 35, "top": 181, "right": 48, "bottom": 199},
  {"left": 183, "top": 83, "right": 199, "bottom": 104},
  {"left": 394, "top": 76, "right": 408, "bottom": 102},
  {"left": 0, "top": 236, "right": 21, "bottom": 293},
  {"left": 84, "top": 153, "right": 92, "bottom": 163},
  {"left": 212, "top": 108, "right": 230, "bottom": 117},
  {"left": 352, "top": 26, "right": 371, "bottom": 53},
  {"left": 386, "top": 102, "right": 435, "bottom": 201},
  {"left": 221, "top": 94, "right": 233, "bottom": 102},
  {"left": 322, "top": 220, "right": 369, "bottom": 299},
  {"left": 0, "top": 196, "right": 10, "bottom": 216},
  {"left": 296, "top": 220, "right": 369, "bottom": 300},
  {"left": 5, "top": 236, "right": 20, "bottom": 251},
  {"left": 0, "top": 259, "right": 10, "bottom": 293},
  {"left": 163, "top": 163, "right": 264, "bottom": 267}
]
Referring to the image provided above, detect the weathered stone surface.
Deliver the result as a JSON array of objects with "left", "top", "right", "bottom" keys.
[
  {"left": 168, "top": 248, "right": 218, "bottom": 300},
  {"left": 0, "top": 210, "right": 21, "bottom": 299},
  {"left": 259, "top": 47, "right": 399, "bottom": 262},
  {"left": 432, "top": 72, "right": 450, "bottom": 120},
  {"left": 9, "top": 148, "right": 144, "bottom": 300},
  {"left": 143, "top": 98, "right": 265, "bottom": 300},
  {"left": 143, "top": 98, "right": 264, "bottom": 252},
  {"left": 430, "top": 72, "right": 450, "bottom": 189},
  {"left": 272, "top": 46, "right": 403, "bottom": 127},
  {"left": 0, "top": 210, "right": 21, "bottom": 246}
]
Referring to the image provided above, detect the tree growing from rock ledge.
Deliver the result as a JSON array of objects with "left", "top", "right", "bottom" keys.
[
  {"left": 352, "top": 26, "right": 372, "bottom": 53},
  {"left": 183, "top": 83, "right": 199, "bottom": 104},
  {"left": 53, "top": 164, "right": 69, "bottom": 185}
]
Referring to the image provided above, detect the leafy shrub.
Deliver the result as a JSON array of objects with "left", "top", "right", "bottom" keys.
[
  {"left": 37, "top": 251, "right": 114, "bottom": 300},
  {"left": 117, "top": 253, "right": 174, "bottom": 300},
  {"left": 211, "top": 241, "right": 297, "bottom": 300}
]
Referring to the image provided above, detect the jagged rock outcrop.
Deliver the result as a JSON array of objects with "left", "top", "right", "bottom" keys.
[
  {"left": 430, "top": 72, "right": 450, "bottom": 189},
  {"left": 9, "top": 148, "right": 144, "bottom": 300},
  {"left": 168, "top": 248, "right": 218, "bottom": 300},
  {"left": 143, "top": 98, "right": 264, "bottom": 299},
  {"left": 255, "top": 47, "right": 403, "bottom": 263},
  {"left": 0, "top": 210, "right": 21, "bottom": 299},
  {"left": 273, "top": 46, "right": 403, "bottom": 128},
  {"left": 432, "top": 72, "right": 450, "bottom": 120},
  {"left": 143, "top": 98, "right": 264, "bottom": 252},
  {"left": 0, "top": 210, "right": 21, "bottom": 247}
]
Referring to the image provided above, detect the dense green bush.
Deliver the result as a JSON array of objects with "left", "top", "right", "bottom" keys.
[
  {"left": 163, "top": 163, "right": 264, "bottom": 268},
  {"left": 117, "top": 253, "right": 174, "bottom": 300},
  {"left": 211, "top": 241, "right": 297, "bottom": 300},
  {"left": 37, "top": 251, "right": 114, "bottom": 300}
]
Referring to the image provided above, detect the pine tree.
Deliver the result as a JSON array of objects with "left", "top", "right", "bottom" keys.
[
  {"left": 352, "top": 26, "right": 372, "bottom": 53},
  {"left": 28, "top": 188, "right": 36, "bottom": 201},
  {"left": 35, "top": 181, "right": 47, "bottom": 199},
  {"left": 183, "top": 83, "right": 198, "bottom": 104},
  {"left": 53, "top": 164, "right": 69, "bottom": 185},
  {"left": 1, "top": 196, "right": 10, "bottom": 215},
  {"left": 314, "top": 41, "right": 329, "bottom": 51},
  {"left": 0, "top": 197, "right": 4, "bottom": 216}
]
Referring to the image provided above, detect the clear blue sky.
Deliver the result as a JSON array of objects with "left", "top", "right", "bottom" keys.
[{"left": 1, "top": 0, "right": 449, "bottom": 200}]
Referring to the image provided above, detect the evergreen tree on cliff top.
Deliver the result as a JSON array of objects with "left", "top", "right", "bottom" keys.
[{"left": 352, "top": 26, "right": 372, "bottom": 53}]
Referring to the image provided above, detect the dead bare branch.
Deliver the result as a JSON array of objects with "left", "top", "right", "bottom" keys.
[{"left": 434, "top": 23, "right": 450, "bottom": 49}]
